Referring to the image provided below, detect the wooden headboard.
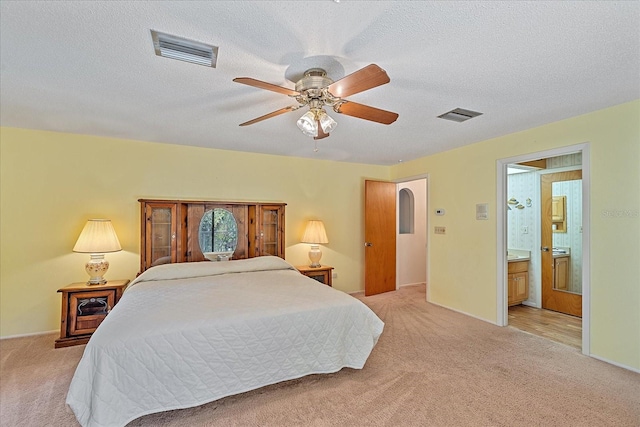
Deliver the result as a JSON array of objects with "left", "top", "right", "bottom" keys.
[{"left": 138, "top": 199, "right": 285, "bottom": 274}]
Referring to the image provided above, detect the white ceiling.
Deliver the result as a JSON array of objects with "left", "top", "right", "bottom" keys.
[{"left": 1, "top": 1, "right": 638, "bottom": 165}]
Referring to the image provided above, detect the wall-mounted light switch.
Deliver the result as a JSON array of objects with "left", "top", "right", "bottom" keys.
[{"left": 476, "top": 203, "right": 489, "bottom": 220}]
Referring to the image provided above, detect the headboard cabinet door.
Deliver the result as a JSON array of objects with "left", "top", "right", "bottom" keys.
[
  {"left": 248, "top": 204, "right": 285, "bottom": 259},
  {"left": 139, "top": 201, "right": 186, "bottom": 273}
]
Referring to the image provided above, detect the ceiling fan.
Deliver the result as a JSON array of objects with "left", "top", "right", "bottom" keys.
[{"left": 233, "top": 64, "right": 398, "bottom": 140}]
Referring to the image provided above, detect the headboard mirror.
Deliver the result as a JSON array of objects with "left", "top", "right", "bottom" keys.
[{"left": 199, "top": 208, "right": 238, "bottom": 261}]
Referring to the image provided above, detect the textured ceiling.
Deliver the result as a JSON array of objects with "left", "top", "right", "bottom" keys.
[{"left": 1, "top": 1, "right": 639, "bottom": 165}]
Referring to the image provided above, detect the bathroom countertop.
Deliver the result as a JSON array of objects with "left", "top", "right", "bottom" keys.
[
  {"left": 507, "top": 256, "right": 530, "bottom": 262},
  {"left": 507, "top": 249, "right": 531, "bottom": 263},
  {"left": 552, "top": 246, "right": 571, "bottom": 258}
]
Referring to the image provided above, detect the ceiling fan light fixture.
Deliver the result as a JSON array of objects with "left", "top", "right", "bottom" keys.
[
  {"left": 297, "top": 111, "right": 318, "bottom": 137},
  {"left": 233, "top": 63, "right": 397, "bottom": 142},
  {"left": 318, "top": 110, "right": 337, "bottom": 133}
]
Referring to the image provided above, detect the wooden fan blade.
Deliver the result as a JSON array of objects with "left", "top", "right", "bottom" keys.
[
  {"left": 314, "top": 120, "right": 330, "bottom": 140},
  {"left": 233, "top": 77, "right": 300, "bottom": 96},
  {"left": 326, "top": 64, "right": 390, "bottom": 98},
  {"left": 239, "top": 106, "right": 299, "bottom": 126},
  {"left": 335, "top": 101, "right": 398, "bottom": 125}
]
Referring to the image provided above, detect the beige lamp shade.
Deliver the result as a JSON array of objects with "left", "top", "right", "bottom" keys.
[
  {"left": 73, "top": 219, "right": 122, "bottom": 253},
  {"left": 301, "top": 220, "right": 329, "bottom": 244},
  {"left": 73, "top": 219, "right": 122, "bottom": 285},
  {"left": 301, "top": 220, "right": 328, "bottom": 268}
]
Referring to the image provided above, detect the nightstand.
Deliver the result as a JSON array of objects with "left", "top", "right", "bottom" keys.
[
  {"left": 55, "top": 279, "right": 129, "bottom": 348},
  {"left": 296, "top": 265, "right": 333, "bottom": 287}
]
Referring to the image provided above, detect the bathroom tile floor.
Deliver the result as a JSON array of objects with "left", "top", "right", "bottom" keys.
[{"left": 508, "top": 304, "right": 582, "bottom": 350}]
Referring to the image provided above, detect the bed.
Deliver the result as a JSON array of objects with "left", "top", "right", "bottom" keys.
[{"left": 66, "top": 256, "right": 384, "bottom": 427}]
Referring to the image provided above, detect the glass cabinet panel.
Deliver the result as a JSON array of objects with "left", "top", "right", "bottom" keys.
[
  {"left": 151, "top": 208, "right": 171, "bottom": 259},
  {"left": 144, "top": 203, "right": 177, "bottom": 270},
  {"left": 261, "top": 206, "right": 281, "bottom": 256},
  {"left": 151, "top": 208, "right": 172, "bottom": 264}
]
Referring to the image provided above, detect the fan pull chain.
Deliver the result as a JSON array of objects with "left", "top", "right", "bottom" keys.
[{"left": 314, "top": 140, "right": 319, "bottom": 152}]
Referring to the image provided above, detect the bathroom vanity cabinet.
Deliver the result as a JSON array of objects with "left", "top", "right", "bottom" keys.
[
  {"left": 508, "top": 260, "right": 529, "bottom": 306},
  {"left": 554, "top": 255, "right": 570, "bottom": 291},
  {"left": 552, "top": 195, "right": 567, "bottom": 232}
]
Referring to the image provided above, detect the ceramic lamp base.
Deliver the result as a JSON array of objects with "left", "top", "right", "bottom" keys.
[
  {"left": 308, "top": 244, "right": 322, "bottom": 268},
  {"left": 85, "top": 254, "right": 109, "bottom": 285}
]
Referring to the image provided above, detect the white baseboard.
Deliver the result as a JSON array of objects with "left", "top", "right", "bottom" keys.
[
  {"left": 588, "top": 353, "right": 640, "bottom": 374},
  {"left": 398, "top": 282, "right": 426, "bottom": 288},
  {"left": 427, "top": 300, "right": 497, "bottom": 325},
  {"left": 0, "top": 329, "right": 57, "bottom": 340},
  {"left": 522, "top": 301, "right": 539, "bottom": 308},
  {"left": 348, "top": 282, "right": 426, "bottom": 296}
]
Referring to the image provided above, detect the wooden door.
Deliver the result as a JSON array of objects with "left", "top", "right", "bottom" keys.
[
  {"left": 364, "top": 180, "right": 396, "bottom": 296},
  {"left": 541, "top": 170, "right": 582, "bottom": 317}
]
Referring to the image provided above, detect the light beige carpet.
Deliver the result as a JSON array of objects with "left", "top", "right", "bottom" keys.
[{"left": 1, "top": 285, "right": 638, "bottom": 426}]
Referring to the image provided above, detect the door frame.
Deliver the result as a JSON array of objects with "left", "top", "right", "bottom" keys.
[
  {"left": 393, "top": 174, "right": 430, "bottom": 300},
  {"left": 496, "top": 143, "right": 591, "bottom": 356}
]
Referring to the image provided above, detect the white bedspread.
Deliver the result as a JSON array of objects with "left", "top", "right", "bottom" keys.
[{"left": 66, "top": 257, "right": 384, "bottom": 427}]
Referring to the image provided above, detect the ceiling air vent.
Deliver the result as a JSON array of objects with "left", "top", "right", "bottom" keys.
[
  {"left": 437, "top": 108, "right": 483, "bottom": 123},
  {"left": 151, "top": 30, "right": 218, "bottom": 68}
]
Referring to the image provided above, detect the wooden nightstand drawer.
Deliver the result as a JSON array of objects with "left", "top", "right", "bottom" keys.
[
  {"left": 296, "top": 265, "right": 333, "bottom": 287},
  {"left": 55, "top": 279, "right": 129, "bottom": 348}
]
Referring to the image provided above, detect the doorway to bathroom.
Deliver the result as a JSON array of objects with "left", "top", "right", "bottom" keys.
[{"left": 497, "top": 144, "right": 590, "bottom": 355}]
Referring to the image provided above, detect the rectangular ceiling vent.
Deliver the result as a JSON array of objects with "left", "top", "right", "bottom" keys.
[
  {"left": 151, "top": 30, "right": 218, "bottom": 68},
  {"left": 437, "top": 108, "right": 483, "bottom": 123}
]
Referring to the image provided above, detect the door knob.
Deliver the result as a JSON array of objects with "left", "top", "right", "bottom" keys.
[
  {"left": 364, "top": 242, "right": 373, "bottom": 247},
  {"left": 541, "top": 246, "right": 549, "bottom": 252}
]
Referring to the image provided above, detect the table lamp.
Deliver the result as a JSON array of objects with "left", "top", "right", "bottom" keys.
[
  {"left": 301, "top": 220, "right": 328, "bottom": 268},
  {"left": 73, "top": 219, "right": 122, "bottom": 285}
]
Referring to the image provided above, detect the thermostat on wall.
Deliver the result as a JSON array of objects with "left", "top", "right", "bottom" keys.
[{"left": 435, "top": 209, "right": 445, "bottom": 216}]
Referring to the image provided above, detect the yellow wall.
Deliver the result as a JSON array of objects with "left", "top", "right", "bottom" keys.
[
  {"left": 391, "top": 100, "right": 640, "bottom": 370},
  {"left": 2, "top": 100, "right": 638, "bottom": 370},
  {"left": 0, "top": 128, "right": 389, "bottom": 337}
]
